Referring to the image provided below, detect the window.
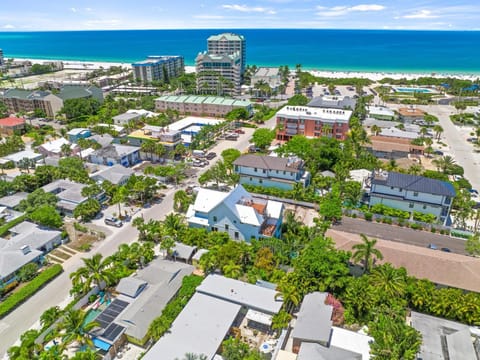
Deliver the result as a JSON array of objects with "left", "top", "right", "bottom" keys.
[
  {"left": 399, "top": 188, "right": 402, "bottom": 192},
  {"left": 211, "top": 227, "right": 218, "bottom": 232},
  {"left": 423, "top": 205, "right": 427, "bottom": 210},
  {"left": 413, "top": 192, "right": 419, "bottom": 197},
  {"left": 225, "top": 224, "right": 229, "bottom": 230},
  {"left": 213, "top": 216, "right": 217, "bottom": 222},
  {"left": 234, "top": 231, "right": 239, "bottom": 239},
  {"left": 276, "top": 170, "right": 279, "bottom": 174},
  {"left": 254, "top": 168, "right": 257, "bottom": 172},
  {"left": 390, "top": 186, "right": 394, "bottom": 190},
  {"left": 259, "top": 179, "right": 263, "bottom": 184},
  {"left": 250, "top": 177, "right": 253, "bottom": 181},
  {"left": 409, "top": 203, "right": 414, "bottom": 208},
  {"left": 263, "top": 169, "right": 266, "bottom": 173},
  {"left": 283, "top": 171, "right": 286, "bottom": 175}
]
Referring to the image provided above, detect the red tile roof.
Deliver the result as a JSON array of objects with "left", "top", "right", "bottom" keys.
[{"left": 0, "top": 117, "right": 26, "bottom": 127}]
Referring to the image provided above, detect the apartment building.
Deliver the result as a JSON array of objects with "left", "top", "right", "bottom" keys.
[
  {"left": 155, "top": 95, "right": 252, "bottom": 117},
  {"left": 132, "top": 56, "right": 184, "bottom": 84},
  {"left": 207, "top": 33, "right": 246, "bottom": 76},
  {"left": 2, "top": 85, "right": 103, "bottom": 117},
  {"left": 275, "top": 106, "right": 352, "bottom": 141}
]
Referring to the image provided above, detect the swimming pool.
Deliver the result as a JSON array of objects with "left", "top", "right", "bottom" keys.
[
  {"left": 393, "top": 87, "right": 435, "bottom": 93},
  {"left": 83, "top": 308, "right": 101, "bottom": 325}
]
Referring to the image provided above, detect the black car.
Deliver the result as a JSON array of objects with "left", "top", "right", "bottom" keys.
[
  {"left": 440, "top": 247, "right": 451, "bottom": 252},
  {"left": 206, "top": 152, "right": 216, "bottom": 160}
]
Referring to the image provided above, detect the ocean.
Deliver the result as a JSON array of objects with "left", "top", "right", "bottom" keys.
[{"left": 0, "top": 29, "right": 479, "bottom": 74}]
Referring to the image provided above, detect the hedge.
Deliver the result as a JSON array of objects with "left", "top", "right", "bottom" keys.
[
  {"left": 0, "top": 264, "right": 63, "bottom": 318},
  {"left": 0, "top": 215, "right": 27, "bottom": 237}
]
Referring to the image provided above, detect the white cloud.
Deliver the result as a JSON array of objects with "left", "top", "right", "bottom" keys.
[
  {"left": 402, "top": 10, "right": 438, "bottom": 19},
  {"left": 70, "top": 7, "right": 77, "bottom": 13},
  {"left": 85, "top": 8, "right": 92, "bottom": 12},
  {"left": 84, "top": 19, "right": 121, "bottom": 27},
  {"left": 222, "top": 4, "right": 276, "bottom": 15},
  {"left": 317, "top": 4, "right": 385, "bottom": 17},
  {"left": 2, "top": 24, "right": 15, "bottom": 29}
]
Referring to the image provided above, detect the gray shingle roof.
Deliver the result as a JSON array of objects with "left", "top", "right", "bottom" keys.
[
  {"left": 297, "top": 343, "right": 362, "bottom": 360},
  {"left": 373, "top": 171, "right": 456, "bottom": 197},
  {"left": 115, "top": 277, "right": 147, "bottom": 298},
  {"left": 234, "top": 154, "right": 303, "bottom": 173},
  {"left": 292, "top": 292, "right": 333, "bottom": 344}
]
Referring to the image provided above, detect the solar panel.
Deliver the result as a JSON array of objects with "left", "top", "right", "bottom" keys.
[
  {"left": 102, "top": 323, "right": 126, "bottom": 342},
  {"left": 95, "top": 299, "right": 130, "bottom": 329}
]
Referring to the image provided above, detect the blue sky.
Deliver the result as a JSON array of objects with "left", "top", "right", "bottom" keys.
[{"left": 1, "top": 1, "right": 479, "bottom": 31}]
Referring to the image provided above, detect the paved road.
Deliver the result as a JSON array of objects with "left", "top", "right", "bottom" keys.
[
  {"left": 0, "top": 116, "right": 277, "bottom": 357},
  {"left": 334, "top": 217, "right": 467, "bottom": 254}
]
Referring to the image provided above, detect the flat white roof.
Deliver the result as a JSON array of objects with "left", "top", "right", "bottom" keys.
[
  {"left": 4, "top": 150, "right": 42, "bottom": 163},
  {"left": 276, "top": 106, "right": 352, "bottom": 123},
  {"left": 143, "top": 292, "right": 241, "bottom": 360},
  {"left": 169, "top": 116, "right": 223, "bottom": 132},
  {"left": 367, "top": 106, "right": 395, "bottom": 117},
  {"left": 196, "top": 274, "right": 283, "bottom": 315}
]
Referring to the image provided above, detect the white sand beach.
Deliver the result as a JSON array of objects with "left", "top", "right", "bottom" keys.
[{"left": 8, "top": 58, "right": 480, "bottom": 81}]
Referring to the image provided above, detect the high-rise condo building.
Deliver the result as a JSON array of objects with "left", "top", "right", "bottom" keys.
[
  {"left": 0, "top": 49, "right": 4, "bottom": 67},
  {"left": 132, "top": 56, "right": 184, "bottom": 84},
  {"left": 207, "top": 33, "right": 246, "bottom": 77},
  {"left": 195, "top": 52, "right": 241, "bottom": 96}
]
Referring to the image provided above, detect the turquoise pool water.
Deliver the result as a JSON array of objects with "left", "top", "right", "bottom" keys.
[
  {"left": 83, "top": 309, "right": 101, "bottom": 325},
  {"left": 394, "top": 87, "right": 434, "bottom": 93}
]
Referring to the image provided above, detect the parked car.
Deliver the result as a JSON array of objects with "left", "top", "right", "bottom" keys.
[
  {"left": 206, "top": 152, "right": 217, "bottom": 160},
  {"left": 427, "top": 243, "right": 438, "bottom": 250},
  {"left": 440, "top": 247, "right": 451, "bottom": 252},
  {"left": 192, "top": 160, "right": 204, "bottom": 167},
  {"left": 469, "top": 189, "right": 479, "bottom": 195},
  {"left": 467, "top": 137, "right": 478, "bottom": 143},
  {"left": 104, "top": 217, "right": 123, "bottom": 227},
  {"left": 225, "top": 133, "right": 239, "bottom": 141},
  {"left": 234, "top": 129, "right": 245, "bottom": 134},
  {"left": 433, "top": 150, "right": 444, "bottom": 156}
]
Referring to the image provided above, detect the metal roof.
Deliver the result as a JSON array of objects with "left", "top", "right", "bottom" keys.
[
  {"left": 143, "top": 292, "right": 241, "bottom": 360},
  {"left": 292, "top": 292, "right": 333, "bottom": 344},
  {"left": 372, "top": 171, "right": 456, "bottom": 197},
  {"left": 234, "top": 154, "right": 303, "bottom": 173},
  {"left": 297, "top": 343, "right": 362, "bottom": 360},
  {"left": 196, "top": 274, "right": 283, "bottom": 315}
]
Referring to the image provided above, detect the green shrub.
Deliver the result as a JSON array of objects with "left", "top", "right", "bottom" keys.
[
  {"left": 430, "top": 227, "right": 437, "bottom": 233},
  {"left": 364, "top": 212, "right": 373, "bottom": 221},
  {"left": 0, "top": 281, "right": 19, "bottom": 296},
  {"left": 352, "top": 213, "right": 357, "bottom": 218},
  {"left": 0, "top": 215, "right": 27, "bottom": 237},
  {"left": 412, "top": 211, "right": 437, "bottom": 224},
  {"left": 382, "top": 218, "right": 392, "bottom": 225},
  {"left": 0, "top": 264, "right": 63, "bottom": 318},
  {"left": 410, "top": 223, "right": 423, "bottom": 231}
]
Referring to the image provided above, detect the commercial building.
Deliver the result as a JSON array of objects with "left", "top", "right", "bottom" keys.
[
  {"left": 132, "top": 56, "right": 184, "bottom": 84},
  {"left": 0, "top": 48, "right": 4, "bottom": 67},
  {"left": 186, "top": 185, "right": 283, "bottom": 241},
  {"left": 275, "top": 106, "right": 352, "bottom": 141},
  {"left": 127, "top": 125, "right": 182, "bottom": 152},
  {"left": 207, "top": 33, "right": 246, "bottom": 77},
  {"left": 155, "top": 95, "right": 252, "bottom": 117},
  {"left": 366, "top": 106, "right": 396, "bottom": 121},
  {"left": 89, "top": 144, "right": 140, "bottom": 167},
  {"left": 2, "top": 85, "right": 103, "bottom": 118},
  {"left": 0, "top": 117, "right": 26, "bottom": 135},
  {"left": 233, "top": 154, "right": 310, "bottom": 190},
  {"left": 368, "top": 171, "right": 456, "bottom": 225},
  {"left": 251, "top": 67, "right": 282, "bottom": 90},
  {"left": 195, "top": 52, "right": 242, "bottom": 96},
  {"left": 398, "top": 107, "right": 426, "bottom": 123},
  {"left": 308, "top": 95, "right": 357, "bottom": 110},
  {"left": 365, "top": 136, "right": 424, "bottom": 159}
]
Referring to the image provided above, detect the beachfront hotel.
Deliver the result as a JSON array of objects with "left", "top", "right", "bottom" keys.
[
  {"left": 132, "top": 56, "right": 184, "bottom": 84},
  {"left": 275, "top": 106, "right": 352, "bottom": 141},
  {"left": 207, "top": 33, "right": 246, "bottom": 77}
]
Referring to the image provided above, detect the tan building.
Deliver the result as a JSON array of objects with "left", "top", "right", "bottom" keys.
[
  {"left": 155, "top": 95, "right": 252, "bottom": 117},
  {"left": 195, "top": 52, "right": 241, "bottom": 96},
  {"left": 365, "top": 135, "right": 424, "bottom": 159},
  {"left": 397, "top": 107, "right": 425, "bottom": 123},
  {"left": 0, "top": 117, "right": 26, "bottom": 135}
]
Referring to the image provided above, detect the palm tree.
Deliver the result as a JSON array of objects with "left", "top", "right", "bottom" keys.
[
  {"left": 173, "top": 190, "right": 192, "bottom": 213},
  {"left": 69, "top": 253, "right": 114, "bottom": 293},
  {"left": 432, "top": 155, "right": 456, "bottom": 174},
  {"left": 275, "top": 279, "right": 300, "bottom": 313},
  {"left": 370, "top": 125, "right": 381, "bottom": 136},
  {"left": 351, "top": 234, "right": 384, "bottom": 274},
  {"left": 40, "top": 306, "right": 62, "bottom": 328},
  {"left": 433, "top": 125, "right": 443, "bottom": 141},
  {"left": 59, "top": 309, "right": 99, "bottom": 348},
  {"left": 222, "top": 262, "right": 242, "bottom": 279},
  {"left": 370, "top": 264, "right": 407, "bottom": 299},
  {"left": 162, "top": 213, "right": 185, "bottom": 241},
  {"left": 60, "top": 143, "right": 72, "bottom": 157},
  {"left": 111, "top": 186, "right": 128, "bottom": 217},
  {"left": 407, "top": 164, "right": 423, "bottom": 176}
]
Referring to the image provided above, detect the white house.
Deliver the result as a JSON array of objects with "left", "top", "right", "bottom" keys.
[
  {"left": 368, "top": 171, "right": 456, "bottom": 225},
  {"left": 233, "top": 154, "right": 310, "bottom": 191},
  {"left": 186, "top": 185, "right": 283, "bottom": 241},
  {"left": 37, "top": 138, "right": 80, "bottom": 157}
]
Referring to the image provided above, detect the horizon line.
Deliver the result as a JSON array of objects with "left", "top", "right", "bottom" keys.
[{"left": 1, "top": 28, "right": 480, "bottom": 33}]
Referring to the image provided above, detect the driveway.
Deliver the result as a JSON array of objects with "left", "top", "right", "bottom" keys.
[{"left": 334, "top": 217, "right": 467, "bottom": 255}]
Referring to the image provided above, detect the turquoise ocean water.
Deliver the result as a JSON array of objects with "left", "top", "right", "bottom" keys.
[{"left": 0, "top": 29, "right": 479, "bottom": 74}]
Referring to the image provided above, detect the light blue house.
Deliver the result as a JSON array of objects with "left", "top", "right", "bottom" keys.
[
  {"left": 233, "top": 154, "right": 310, "bottom": 191},
  {"left": 186, "top": 185, "right": 284, "bottom": 241},
  {"left": 67, "top": 128, "right": 91, "bottom": 143},
  {"left": 368, "top": 171, "right": 456, "bottom": 225}
]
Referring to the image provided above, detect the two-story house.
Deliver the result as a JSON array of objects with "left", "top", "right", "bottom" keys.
[
  {"left": 89, "top": 144, "right": 140, "bottom": 167},
  {"left": 186, "top": 185, "right": 283, "bottom": 241},
  {"left": 368, "top": 171, "right": 456, "bottom": 225},
  {"left": 233, "top": 154, "right": 310, "bottom": 191}
]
